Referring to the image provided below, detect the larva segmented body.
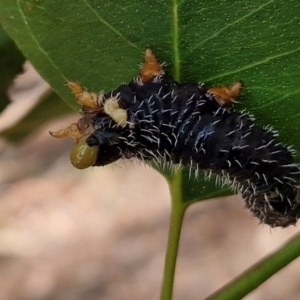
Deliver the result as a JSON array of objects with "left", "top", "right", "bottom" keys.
[
  {"left": 51, "top": 49, "right": 300, "bottom": 227},
  {"left": 87, "top": 76, "right": 300, "bottom": 227}
]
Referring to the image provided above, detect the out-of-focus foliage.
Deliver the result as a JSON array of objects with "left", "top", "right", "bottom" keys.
[{"left": 0, "top": 25, "right": 25, "bottom": 112}]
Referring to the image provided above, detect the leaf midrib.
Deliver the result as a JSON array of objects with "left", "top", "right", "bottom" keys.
[{"left": 172, "top": 0, "right": 180, "bottom": 81}]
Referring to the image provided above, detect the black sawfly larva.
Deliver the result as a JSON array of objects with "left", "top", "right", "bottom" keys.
[{"left": 51, "top": 49, "right": 300, "bottom": 228}]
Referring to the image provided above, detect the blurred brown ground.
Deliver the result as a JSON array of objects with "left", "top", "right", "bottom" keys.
[{"left": 0, "top": 64, "right": 300, "bottom": 300}]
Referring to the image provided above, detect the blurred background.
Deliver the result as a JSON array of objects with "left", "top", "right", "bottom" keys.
[{"left": 1, "top": 61, "right": 300, "bottom": 300}]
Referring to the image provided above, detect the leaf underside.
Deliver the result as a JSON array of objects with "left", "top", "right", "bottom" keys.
[{"left": 1, "top": 0, "right": 300, "bottom": 203}]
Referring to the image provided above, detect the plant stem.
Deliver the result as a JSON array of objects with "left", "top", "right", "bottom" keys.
[
  {"left": 206, "top": 231, "right": 300, "bottom": 300},
  {"left": 160, "top": 172, "right": 187, "bottom": 300}
]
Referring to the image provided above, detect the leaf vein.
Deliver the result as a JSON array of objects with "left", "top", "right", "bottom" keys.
[
  {"left": 205, "top": 46, "right": 300, "bottom": 81},
  {"left": 253, "top": 89, "right": 300, "bottom": 110},
  {"left": 83, "top": 0, "right": 138, "bottom": 49},
  {"left": 17, "top": 0, "right": 68, "bottom": 81},
  {"left": 190, "top": 0, "right": 275, "bottom": 52},
  {"left": 172, "top": 0, "right": 180, "bottom": 81}
]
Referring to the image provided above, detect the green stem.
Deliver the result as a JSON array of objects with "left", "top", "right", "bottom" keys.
[
  {"left": 160, "top": 172, "right": 187, "bottom": 300},
  {"left": 206, "top": 231, "right": 300, "bottom": 300}
]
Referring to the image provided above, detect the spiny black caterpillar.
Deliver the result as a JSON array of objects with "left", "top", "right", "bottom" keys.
[{"left": 51, "top": 49, "right": 300, "bottom": 228}]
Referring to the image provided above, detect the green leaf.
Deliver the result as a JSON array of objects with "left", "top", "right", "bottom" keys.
[
  {"left": 0, "top": 24, "right": 25, "bottom": 112},
  {"left": 0, "top": 91, "right": 72, "bottom": 142},
  {"left": 0, "top": 0, "right": 299, "bottom": 202}
]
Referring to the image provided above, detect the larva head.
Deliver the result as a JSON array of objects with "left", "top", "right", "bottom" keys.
[
  {"left": 70, "top": 135, "right": 99, "bottom": 169},
  {"left": 86, "top": 131, "right": 124, "bottom": 166}
]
